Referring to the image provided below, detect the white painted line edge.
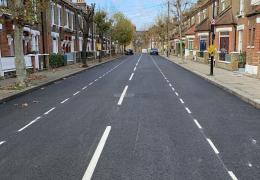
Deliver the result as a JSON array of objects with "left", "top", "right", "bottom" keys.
[
  {"left": 180, "top": 98, "right": 184, "bottom": 104},
  {"left": 193, "top": 119, "right": 203, "bottom": 129},
  {"left": 73, "top": 91, "right": 80, "bottom": 96},
  {"left": 207, "top": 138, "right": 220, "bottom": 154},
  {"left": 117, "top": 86, "right": 128, "bottom": 106},
  {"left": 82, "top": 86, "right": 88, "bottom": 90},
  {"left": 228, "top": 171, "right": 238, "bottom": 180},
  {"left": 82, "top": 126, "right": 111, "bottom": 180},
  {"left": 0, "top": 141, "right": 6, "bottom": 146},
  {"left": 169, "top": 84, "right": 172, "bottom": 87},
  {"left": 175, "top": 92, "right": 179, "bottom": 96},
  {"left": 134, "top": 67, "right": 136, "bottom": 71},
  {"left": 185, "top": 107, "right": 192, "bottom": 114},
  {"left": 129, "top": 73, "right": 134, "bottom": 81},
  {"left": 61, "top": 98, "right": 70, "bottom": 104},
  {"left": 172, "top": 87, "right": 175, "bottom": 91},
  {"left": 18, "top": 117, "right": 41, "bottom": 132},
  {"left": 44, "top": 107, "right": 56, "bottom": 115}
]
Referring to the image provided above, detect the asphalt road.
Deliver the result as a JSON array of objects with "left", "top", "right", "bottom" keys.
[{"left": 0, "top": 54, "right": 259, "bottom": 180}]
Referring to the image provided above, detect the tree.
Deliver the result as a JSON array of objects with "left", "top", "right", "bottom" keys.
[
  {"left": 94, "top": 10, "right": 112, "bottom": 62},
  {"left": 77, "top": 4, "right": 95, "bottom": 67},
  {"left": 0, "top": 0, "right": 50, "bottom": 87},
  {"left": 112, "top": 12, "right": 134, "bottom": 52},
  {"left": 171, "top": 0, "right": 192, "bottom": 62}
]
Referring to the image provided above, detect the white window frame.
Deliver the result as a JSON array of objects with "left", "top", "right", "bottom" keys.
[
  {"left": 0, "top": 0, "right": 7, "bottom": 7},
  {"left": 240, "top": 0, "right": 244, "bottom": 15},
  {"left": 51, "top": 3, "right": 55, "bottom": 26}
]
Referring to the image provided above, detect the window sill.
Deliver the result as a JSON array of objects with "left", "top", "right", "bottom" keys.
[
  {"left": 247, "top": 46, "right": 255, "bottom": 49},
  {"left": 218, "top": 60, "right": 231, "bottom": 64}
]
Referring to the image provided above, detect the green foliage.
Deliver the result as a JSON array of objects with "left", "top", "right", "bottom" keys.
[
  {"left": 49, "top": 54, "right": 66, "bottom": 68},
  {"left": 112, "top": 12, "right": 134, "bottom": 47},
  {"left": 94, "top": 10, "right": 112, "bottom": 37}
]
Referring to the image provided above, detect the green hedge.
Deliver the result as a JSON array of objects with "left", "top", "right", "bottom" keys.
[{"left": 49, "top": 54, "right": 66, "bottom": 68}]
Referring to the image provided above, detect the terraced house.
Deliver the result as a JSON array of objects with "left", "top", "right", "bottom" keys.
[
  {"left": 175, "top": 0, "right": 260, "bottom": 77},
  {"left": 0, "top": 0, "right": 106, "bottom": 78}
]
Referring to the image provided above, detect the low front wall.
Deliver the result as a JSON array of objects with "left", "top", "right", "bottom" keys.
[
  {"left": 215, "top": 52, "right": 239, "bottom": 71},
  {"left": 0, "top": 55, "right": 40, "bottom": 76}
]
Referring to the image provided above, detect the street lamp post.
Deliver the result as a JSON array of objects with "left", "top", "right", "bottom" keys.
[{"left": 210, "top": 0, "right": 216, "bottom": 76}]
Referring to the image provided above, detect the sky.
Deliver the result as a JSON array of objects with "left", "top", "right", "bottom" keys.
[{"left": 82, "top": 0, "right": 168, "bottom": 31}]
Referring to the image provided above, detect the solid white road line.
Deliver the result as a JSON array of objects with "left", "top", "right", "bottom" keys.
[
  {"left": 185, "top": 107, "right": 192, "bottom": 114},
  {"left": 193, "top": 119, "right": 202, "bottom": 129},
  {"left": 44, "top": 107, "right": 56, "bottom": 115},
  {"left": 207, "top": 138, "right": 220, "bottom": 154},
  {"left": 18, "top": 117, "right": 41, "bottom": 132},
  {"left": 228, "top": 171, "right": 238, "bottom": 180},
  {"left": 0, "top": 141, "right": 6, "bottom": 146},
  {"left": 73, "top": 91, "right": 80, "bottom": 96},
  {"left": 118, "top": 86, "right": 128, "bottom": 106},
  {"left": 82, "top": 126, "right": 111, "bottom": 180},
  {"left": 61, "top": 98, "right": 70, "bottom": 104},
  {"left": 129, "top": 73, "right": 134, "bottom": 81},
  {"left": 179, "top": 98, "right": 184, "bottom": 104}
]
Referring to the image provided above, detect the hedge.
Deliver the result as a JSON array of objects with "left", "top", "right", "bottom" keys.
[{"left": 49, "top": 54, "right": 66, "bottom": 68}]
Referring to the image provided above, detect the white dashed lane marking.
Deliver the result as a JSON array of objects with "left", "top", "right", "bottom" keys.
[
  {"left": 61, "top": 98, "right": 70, "bottom": 104},
  {"left": 18, "top": 116, "right": 41, "bottom": 132},
  {"left": 73, "top": 91, "right": 80, "bottom": 96},
  {"left": 207, "top": 138, "right": 220, "bottom": 154},
  {"left": 185, "top": 107, "right": 192, "bottom": 114},
  {"left": 82, "top": 126, "right": 111, "bottom": 180},
  {"left": 129, "top": 73, "right": 134, "bottom": 81},
  {"left": 193, "top": 119, "right": 203, "bottom": 129},
  {"left": 0, "top": 141, "right": 6, "bottom": 146},
  {"left": 228, "top": 171, "right": 238, "bottom": 180},
  {"left": 179, "top": 98, "right": 184, "bottom": 104},
  {"left": 118, "top": 86, "right": 128, "bottom": 106},
  {"left": 44, "top": 107, "right": 56, "bottom": 115}
]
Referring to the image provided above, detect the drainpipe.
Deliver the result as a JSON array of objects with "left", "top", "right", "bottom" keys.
[{"left": 234, "top": 25, "right": 237, "bottom": 52}]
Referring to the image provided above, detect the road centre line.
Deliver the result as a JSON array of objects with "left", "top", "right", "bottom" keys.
[
  {"left": 228, "top": 171, "right": 238, "bottom": 180},
  {"left": 82, "top": 126, "right": 111, "bottom": 180},
  {"left": 134, "top": 67, "right": 136, "bottom": 71},
  {"left": 61, "top": 98, "right": 70, "bottom": 104},
  {"left": 82, "top": 86, "right": 88, "bottom": 90},
  {"left": 185, "top": 107, "right": 192, "bottom": 114},
  {"left": 179, "top": 98, "right": 184, "bottom": 104},
  {"left": 129, "top": 73, "right": 134, "bottom": 81},
  {"left": 118, "top": 86, "right": 128, "bottom": 106},
  {"left": 18, "top": 116, "right": 41, "bottom": 132},
  {"left": 207, "top": 138, "right": 220, "bottom": 154},
  {"left": 193, "top": 119, "right": 203, "bottom": 129},
  {"left": 175, "top": 92, "right": 179, "bottom": 96},
  {"left": 172, "top": 87, "right": 175, "bottom": 91},
  {"left": 73, "top": 91, "right": 80, "bottom": 96},
  {"left": 0, "top": 141, "right": 6, "bottom": 146},
  {"left": 89, "top": 82, "right": 93, "bottom": 86},
  {"left": 169, "top": 83, "right": 172, "bottom": 87},
  {"left": 44, "top": 107, "right": 56, "bottom": 115}
]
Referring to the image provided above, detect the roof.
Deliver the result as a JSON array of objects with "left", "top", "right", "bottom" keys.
[
  {"left": 185, "top": 24, "right": 196, "bottom": 35},
  {"left": 215, "top": 7, "right": 237, "bottom": 26},
  {"left": 195, "top": 18, "right": 210, "bottom": 32}
]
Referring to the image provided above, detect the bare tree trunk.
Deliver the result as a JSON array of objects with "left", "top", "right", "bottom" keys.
[
  {"left": 176, "top": 0, "right": 184, "bottom": 63},
  {"left": 81, "top": 32, "right": 89, "bottom": 67},
  {"left": 14, "top": 0, "right": 26, "bottom": 87},
  {"left": 14, "top": 25, "right": 26, "bottom": 87}
]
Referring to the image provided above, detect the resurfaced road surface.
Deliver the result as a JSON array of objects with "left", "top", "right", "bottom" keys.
[{"left": 0, "top": 54, "right": 259, "bottom": 180}]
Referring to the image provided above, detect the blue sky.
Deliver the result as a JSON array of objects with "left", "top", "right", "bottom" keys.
[{"left": 82, "top": 0, "right": 167, "bottom": 31}]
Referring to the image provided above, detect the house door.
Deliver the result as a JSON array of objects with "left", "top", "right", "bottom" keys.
[
  {"left": 219, "top": 36, "right": 229, "bottom": 61},
  {"left": 238, "top": 31, "right": 243, "bottom": 52}
]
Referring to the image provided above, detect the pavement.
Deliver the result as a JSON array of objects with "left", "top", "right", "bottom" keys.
[
  {"left": 0, "top": 54, "right": 259, "bottom": 180},
  {"left": 163, "top": 55, "right": 260, "bottom": 109},
  {"left": 0, "top": 55, "right": 121, "bottom": 103}
]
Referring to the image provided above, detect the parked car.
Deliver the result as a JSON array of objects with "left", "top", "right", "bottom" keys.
[
  {"left": 125, "top": 49, "right": 134, "bottom": 55},
  {"left": 150, "top": 48, "right": 159, "bottom": 55}
]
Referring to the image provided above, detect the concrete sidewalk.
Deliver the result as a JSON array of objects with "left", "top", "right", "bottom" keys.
[
  {"left": 0, "top": 55, "right": 122, "bottom": 103},
  {"left": 163, "top": 55, "right": 260, "bottom": 109}
]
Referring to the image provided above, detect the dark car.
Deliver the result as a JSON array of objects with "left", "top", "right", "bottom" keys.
[
  {"left": 150, "top": 48, "right": 159, "bottom": 55},
  {"left": 125, "top": 49, "right": 134, "bottom": 55}
]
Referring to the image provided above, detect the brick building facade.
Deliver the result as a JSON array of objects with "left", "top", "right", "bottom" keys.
[
  {"left": 172, "top": 0, "right": 260, "bottom": 77},
  {"left": 0, "top": 0, "right": 111, "bottom": 77}
]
